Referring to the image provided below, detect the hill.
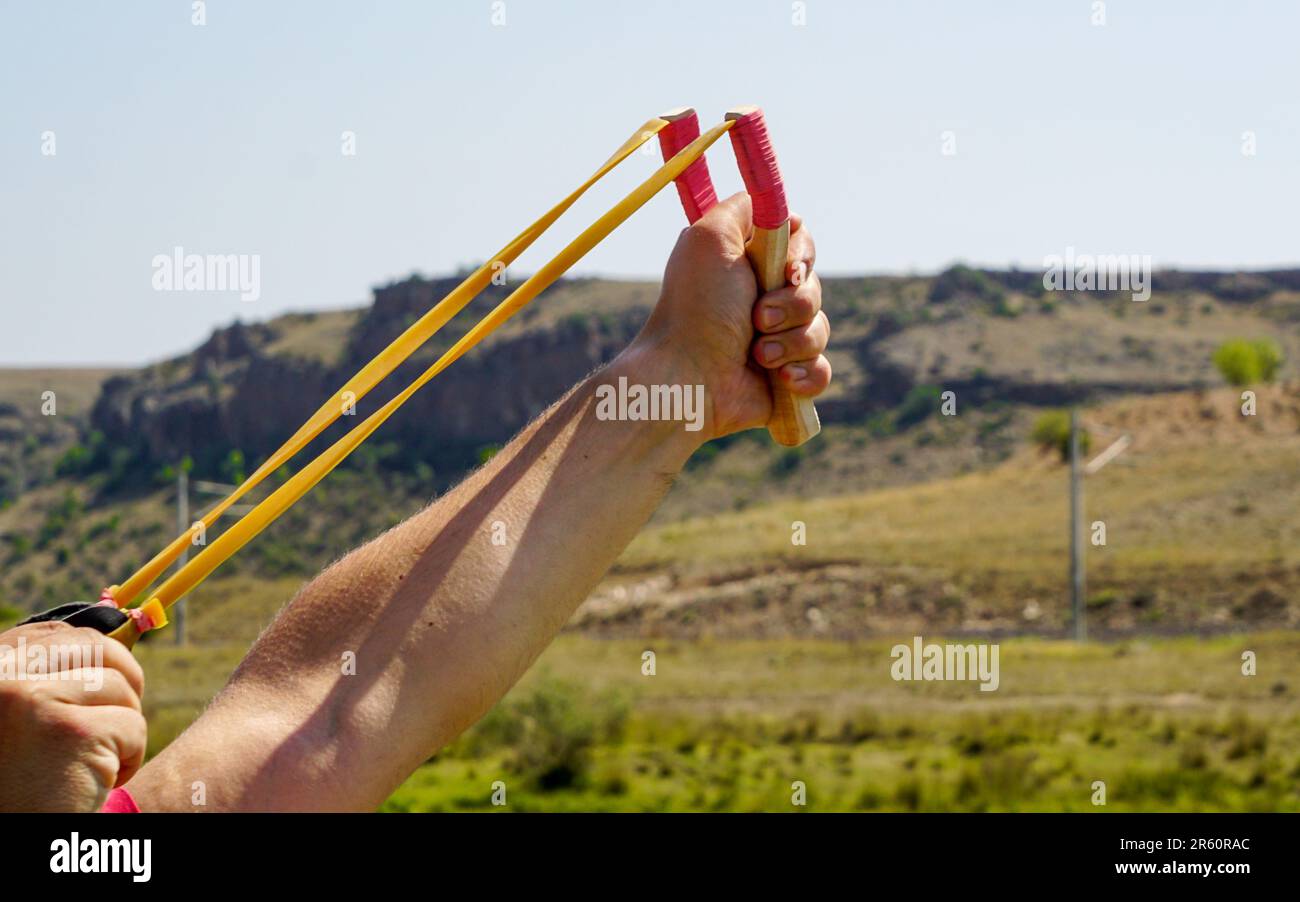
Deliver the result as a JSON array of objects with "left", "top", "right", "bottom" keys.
[
  {"left": 0, "top": 266, "right": 1296, "bottom": 629},
  {"left": 583, "top": 385, "right": 1300, "bottom": 639}
]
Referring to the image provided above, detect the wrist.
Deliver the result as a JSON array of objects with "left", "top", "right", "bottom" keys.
[{"left": 588, "top": 340, "right": 710, "bottom": 471}]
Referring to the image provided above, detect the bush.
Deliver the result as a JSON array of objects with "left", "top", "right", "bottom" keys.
[
  {"left": 465, "top": 677, "right": 628, "bottom": 791},
  {"left": 895, "top": 385, "right": 942, "bottom": 429},
  {"left": 6, "top": 533, "right": 32, "bottom": 561},
  {"left": 991, "top": 293, "right": 1018, "bottom": 317},
  {"left": 769, "top": 446, "right": 806, "bottom": 476},
  {"left": 36, "top": 490, "right": 82, "bottom": 549},
  {"left": 1088, "top": 589, "right": 1120, "bottom": 610},
  {"left": 1212, "top": 338, "right": 1284, "bottom": 386},
  {"left": 1254, "top": 340, "right": 1284, "bottom": 381},
  {"left": 220, "top": 449, "right": 246, "bottom": 485},
  {"left": 100, "top": 445, "right": 141, "bottom": 495},
  {"left": 1212, "top": 273, "right": 1272, "bottom": 303},
  {"left": 928, "top": 264, "right": 1000, "bottom": 303},
  {"left": 1030, "top": 411, "right": 1091, "bottom": 462},
  {"left": 55, "top": 444, "right": 92, "bottom": 477}
]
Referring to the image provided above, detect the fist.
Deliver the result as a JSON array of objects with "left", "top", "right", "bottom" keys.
[
  {"left": 637, "top": 193, "right": 830, "bottom": 440},
  {"left": 0, "top": 621, "right": 146, "bottom": 812}
]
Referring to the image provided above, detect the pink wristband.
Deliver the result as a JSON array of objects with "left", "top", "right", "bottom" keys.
[{"left": 101, "top": 787, "right": 140, "bottom": 813}]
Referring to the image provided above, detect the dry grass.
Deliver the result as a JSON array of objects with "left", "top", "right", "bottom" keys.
[
  {"left": 625, "top": 387, "right": 1300, "bottom": 576},
  {"left": 262, "top": 310, "right": 364, "bottom": 367},
  {"left": 0, "top": 367, "right": 122, "bottom": 417}
]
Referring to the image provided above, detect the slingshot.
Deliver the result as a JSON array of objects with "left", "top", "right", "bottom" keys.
[{"left": 84, "top": 107, "right": 819, "bottom": 648}]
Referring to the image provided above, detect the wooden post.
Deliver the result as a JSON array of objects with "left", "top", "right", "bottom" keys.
[
  {"left": 174, "top": 467, "right": 189, "bottom": 646},
  {"left": 1069, "top": 409, "right": 1086, "bottom": 641}
]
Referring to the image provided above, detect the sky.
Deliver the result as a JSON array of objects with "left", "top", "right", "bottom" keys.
[{"left": 2, "top": 0, "right": 1297, "bottom": 365}]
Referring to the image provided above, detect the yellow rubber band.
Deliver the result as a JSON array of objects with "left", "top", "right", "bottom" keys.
[
  {"left": 111, "top": 118, "right": 671, "bottom": 608},
  {"left": 143, "top": 119, "right": 734, "bottom": 612}
]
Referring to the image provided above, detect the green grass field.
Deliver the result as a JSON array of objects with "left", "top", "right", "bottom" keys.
[{"left": 129, "top": 632, "right": 1300, "bottom": 812}]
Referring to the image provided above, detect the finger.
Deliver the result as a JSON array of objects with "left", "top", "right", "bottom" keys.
[
  {"left": 754, "top": 272, "right": 821, "bottom": 333},
  {"left": 776, "top": 355, "right": 833, "bottom": 396},
  {"left": 753, "top": 311, "right": 830, "bottom": 369},
  {"left": 78, "top": 706, "right": 148, "bottom": 791},
  {"left": 786, "top": 214, "right": 815, "bottom": 284},
  {"left": 5, "top": 621, "right": 78, "bottom": 671},
  {"left": 66, "top": 627, "right": 145, "bottom": 698},
  {"left": 17, "top": 625, "right": 144, "bottom": 698},
  {"left": 47, "top": 668, "right": 143, "bottom": 712}
]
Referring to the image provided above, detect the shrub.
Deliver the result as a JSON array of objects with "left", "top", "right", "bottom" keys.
[
  {"left": 6, "top": 533, "right": 32, "bottom": 560},
  {"left": 1030, "top": 410, "right": 1091, "bottom": 462},
  {"left": 1212, "top": 338, "right": 1284, "bottom": 386},
  {"left": 220, "top": 449, "right": 246, "bottom": 485},
  {"left": 769, "top": 446, "right": 805, "bottom": 476},
  {"left": 100, "top": 446, "right": 140, "bottom": 495},
  {"left": 928, "top": 264, "right": 1000, "bottom": 303},
  {"left": 895, "top": 384, "right": 943, "bottom": 429},
  {"left": 1088, "top": 589, "right": 1120, "bottom": 610},
  {"left": 866, "top": 412, "right": 896, "bottom": 438},
  {"left": 467, "top": 678, "right": 628, "bottom": 791},
  {"left": 36, "top": 490, "right": 82, "bottom": 549},
  {"left": 55, "top": 444, "right": 92, "bottom": 477},
  {"left": 1212, "top": 273, "right": 1272, "bottom": 303},
  {"left": 1254, "top": 340, "right": 1284, "bottom": 381},
  {"left": 990, "top": 293, "right": 1018, "bottom": 317}
]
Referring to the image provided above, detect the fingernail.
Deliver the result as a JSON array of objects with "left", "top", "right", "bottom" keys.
[
  {"left": 786, "top": 365, "right": 808, "bottom": 382},
  {"left": 761, "top": 341, "right": 783, "bottom": 363},
  {"left": 761, "top": 306, "right": 785, "bottom": 329}
]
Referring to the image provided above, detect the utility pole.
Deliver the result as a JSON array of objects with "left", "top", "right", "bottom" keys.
[
  {"left": 1068, "top": 409, "right": 1085, "bottom": 641},
  {"left": 170, "top": 477, "right": 254, "bottom": 646},
  {"left": 174, "top": 466, "right": 189, "bottom": 646}
]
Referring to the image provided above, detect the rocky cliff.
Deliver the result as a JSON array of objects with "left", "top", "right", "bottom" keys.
[{"left": 86, "top": 267, "right": 1300, "bottom": 485}]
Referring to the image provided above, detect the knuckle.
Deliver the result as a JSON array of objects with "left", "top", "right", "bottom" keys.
[
  {"left": 68, "top": 626, "right": 106, "bottom": 646},
  {"left": 115, "top": 675, "right": 145, "bottom": 711},
  {"left": 60, "top": 628, "right": 107, "bottom": 659},
  {"left": 124, "top": 659, "right": 145, "bottom": 692},
  {"left": 794, "top": 289, "right": 817, "bottom": 318},
  {"left": 125, "top": 708, "right": 148, "bottom": 743},
  {"left": 683, "top": 219, "right": 733, "bottom": 256},
  {"left": 96, "top": 666, "right": 124, "bottom": 692},
  {"left": 11, "top": 622, "right": 62, "bottom": 644},
  {"left": 37, "top": 701, "right": 90, "bottom": 745}
]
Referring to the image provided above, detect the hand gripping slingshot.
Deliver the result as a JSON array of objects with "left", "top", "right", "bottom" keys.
[{"left": 33, "top": 107, "right": 819, "bottom": 648}]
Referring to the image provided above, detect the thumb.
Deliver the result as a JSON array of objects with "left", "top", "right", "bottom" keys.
[{"left": 693, "top": 191, "right": 754, "bottom": 252}]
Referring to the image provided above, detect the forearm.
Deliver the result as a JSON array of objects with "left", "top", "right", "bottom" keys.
[
  {"left": 129, "top": 194, "right": 828, "bottom": 812},
  {"left": 133, "top": 340, "right": 701, "bottom": 810}
]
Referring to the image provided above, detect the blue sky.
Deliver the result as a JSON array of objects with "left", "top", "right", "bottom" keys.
[{"left": 2, "top": 1, "right": 1297, "bottom": 365}]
